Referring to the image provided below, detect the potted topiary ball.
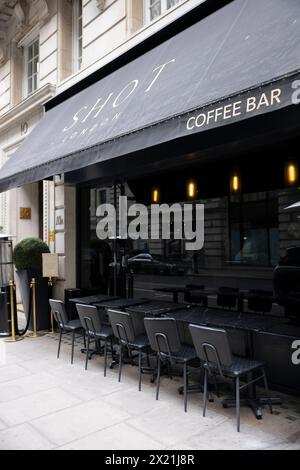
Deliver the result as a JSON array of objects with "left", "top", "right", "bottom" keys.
[{"left": 13, "top": 238, "right": 51, "bottom": 331}]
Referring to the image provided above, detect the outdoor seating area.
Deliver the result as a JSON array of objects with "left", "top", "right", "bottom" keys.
[
  {"left": 0, "top": 328, "right": 299, "bottom": 451},
  {"left": 47, "top": 287, "right": 296, "bottom": 434}
]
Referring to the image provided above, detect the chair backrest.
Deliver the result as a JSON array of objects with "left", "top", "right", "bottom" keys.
[
  {"left": 76, "top": 304, "right": 102, "bottom": 335},
  {"left": 185, "top": 284, "right": 204, "bottom": 290},
  {"left": 144, "top": 318, "right": 181, "bottom": 357},
  {"left": 217, "top": 287, "right": 239, "bottom": 309},
  {"left": 108, "top": 309, "right": 135, "bottom": 344},
  {"left": 189, "top": 324, "right": 232, "bottom": 374},
  {"left": 248, "top": 289, "right": 273, "bottom": 313},
  {"left": 184, "top": 284, "right": 205, "bottom": 303},
  {"left": 49, "top": 299, "right": 69, "bottom": 327}
]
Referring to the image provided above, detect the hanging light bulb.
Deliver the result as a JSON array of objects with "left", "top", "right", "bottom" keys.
[
  {"left": 187, "top": 179, "right": 197, "bottom": 200},
  {"left": 285, "top": 161, "right": 299, "bottom": 186},
  {"left": 151, "top": 187, "right": 160, "bottom": 203},
  {"left": 230, "top": 168, "right": 241, "bottom": 194}
]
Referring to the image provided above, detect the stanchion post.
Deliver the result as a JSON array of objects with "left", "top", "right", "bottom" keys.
[
  {"left": 30, "top": 278, "right": 38, "bottom": 338},
  {"left": 9, "top": 280, "right": 16, "bottom": 341},
  {"left": 5, "top": 280, "right": 23, "bottom": 343},
  {"left": 48, "top": 277, "right": 55, "bottom": 334}
]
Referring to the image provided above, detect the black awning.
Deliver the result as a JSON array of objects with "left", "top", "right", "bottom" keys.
[{"left": 1, "top": 0, "right": 300, "bottom": 192}]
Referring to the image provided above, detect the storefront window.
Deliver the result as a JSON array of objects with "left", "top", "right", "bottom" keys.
[
  {"left": 78, "top": 182, "right": 202, "bottom": 292},
  {"left": 229, "top": 191, "right": 279, "bottom": 266},
  {"left": 78, "top": 180, "right": 282, "bottom": 298}
]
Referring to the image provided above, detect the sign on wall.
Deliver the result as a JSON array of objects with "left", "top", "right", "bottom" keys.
[{"left": 19, "top": 208, "right": 31, "bottom": 220}]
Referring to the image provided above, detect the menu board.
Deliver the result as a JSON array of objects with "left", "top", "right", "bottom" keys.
[{"left": 42, "top": 253, "right": 59, "bottom": 278}]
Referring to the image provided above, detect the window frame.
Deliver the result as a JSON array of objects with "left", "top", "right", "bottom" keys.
[
  {"left": 73, "top": 0, "right": 83, "bottom": 73},
  {"left": 23, "top": 37, "right": 40, "bottom": 97},
  {"left": 144, "top": 0, "right": 183, "bottom": 24}
]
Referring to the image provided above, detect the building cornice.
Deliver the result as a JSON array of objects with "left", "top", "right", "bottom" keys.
[
  {"left": 0, "top": 83, "right": 56, "bottom": 135},
  {"left": 13, "top": 0, "right": 50, "bottom": 44}
]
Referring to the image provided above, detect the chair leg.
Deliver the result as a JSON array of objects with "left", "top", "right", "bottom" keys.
[
  {"left": 212, "top": 374, "right": 220, "bottom": 397},
  {"left": 110, "top": 338, "right": 114, "bottom": 360},
  {"left": 85, "top": 336, "right": 90, "bottom": 371},
  {"left": 118, "top": 344, "right": 123, "bottom": 383},
  {"left": 262, "top": 367, "right": 273, "bottom": 414},
  {"left": 156, "top": 355, "right": 161, "bottom": 401},
  {"left": 104, "top": 339, "right": 108, "bottom": 377},
  {"left": 203, "top": 368, "right": 208, "bottom": 417},
  {"left": 83, "top": 331, "right": 86, "bottom": 348},
  {"left": 183, "top": 362, "right": 188, "bottom": 413},
  {"left": 57, "top": 329, "right": 63, "bottom": 359},
  {"left": 71, "top": 330, "right": 76, "bottom": 365},
  {"left": 167, "top": 362, "right": 173, "bottom": 380},
  {"left": 236, "top": 376, "right": 241, "bottom": 432},
  {"left": 138, "top": 349, "right": 142, "bottom": 392}
]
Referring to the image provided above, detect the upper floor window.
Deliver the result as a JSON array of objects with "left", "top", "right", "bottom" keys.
[
  {"left": 144, "top": 0, "right": 182, "bottom": 23},
  {"left": 25, "top": 38, "right": 39, "bottom": 96},
  {"left": 73, "top": 0, "right": 83, "bottom": 71}
]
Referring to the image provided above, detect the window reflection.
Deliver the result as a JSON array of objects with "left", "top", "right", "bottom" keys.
[
  {"left": 78, "top": 180, "right": 282, "bottom": 296},
  {"left": 229, "top": 191, "right": 279, "bottom": 266}
]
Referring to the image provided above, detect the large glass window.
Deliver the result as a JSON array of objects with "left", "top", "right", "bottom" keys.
[
  {"left": 229, "top": 191, "right": 279, "bottom": 266},
  {"left": 144, "top": 0, "right": 183, "bottom": 23},
  {"left": 78, "top": 181, "right": 282, "bottom": 299},
  {"left": 73, "top": 0, "right": 83, "bottom": 72},
  {"left": 25, "top": 38, "right": 39, "bottom": 96}
]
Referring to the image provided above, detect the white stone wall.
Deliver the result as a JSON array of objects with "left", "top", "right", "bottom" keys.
[
  {"left": 0, "top": 60, "right": 11, "bottom": 116},
  {"left": 39, "top": 9, "right": 59, "bottom": 87}
]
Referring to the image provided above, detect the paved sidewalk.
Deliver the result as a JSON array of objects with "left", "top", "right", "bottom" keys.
[{"left": 0, "top": 332, "right": 299, "bottom": 450}]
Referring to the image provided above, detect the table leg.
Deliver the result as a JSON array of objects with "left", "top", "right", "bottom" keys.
[
  {"left": 81, "top": 339, "right": 105, "bottom": 360},
  {"left": 223, "top": 331, "right": 282, "bottom": 420},
  {"left": 222, "top": 397, "right": 263, "bottom": 419},
  {"left": 238, "top": 293, "right": 244, "bottom": 313}
]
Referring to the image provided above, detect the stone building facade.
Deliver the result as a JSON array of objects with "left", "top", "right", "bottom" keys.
[
  {"left": 0, "top": 0, "right": 299, "bottom": 299},
  {"left": 0, "top": 0, "right": 204, "bottom": 297}
]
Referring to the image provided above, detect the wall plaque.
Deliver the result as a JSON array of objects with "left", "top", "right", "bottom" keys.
[{"left": 20, "top": 208, "right": 31, "bottom": 220}]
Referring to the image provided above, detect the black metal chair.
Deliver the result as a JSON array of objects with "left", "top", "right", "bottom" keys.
[
  {"left": 217, "top": 287, "right": 239, "bottom": 310},
  {"left": 184, "top": 284, "right": 208, "bottom": 306},
  {"left": 189, "top": 324, "right": 273, "bottom": 432},
  {"left": 76, "top": 304, "right": 114, "bottom": 376},
  {"left": 247, "top": 290, "right": 273, "bottom": 315},
  {"left": 144, "top": 317, "right": 197, "bottom": 412},
  {"left": 49, "top": 299, "right": 85, "bottom": 365},
  {"left": 108, "top": 309, "right": 151, "bottom": 391}
]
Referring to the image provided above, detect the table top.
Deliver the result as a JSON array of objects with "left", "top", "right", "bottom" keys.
[
  {"left": 172, "top": 307, "right": 286, "bottom": 333},
  {"left": 69, "top": 295, "right": 120, "bottom": 305},
  {"left": 154, "top": 287, "right": 243, "bottom": 298},
  {"left": 154, "top": 287, "right": 193, "bottom": 294},
  {"left": 262, "top": 322, "right": 300, "bottom": 338},
  {"left": 197, "top": 288, "right": 246, "bottom": 296},
  {"left": 155, "top": 286, "right": 275, "bottom": 299},
  {"left": 125, "top": 300, "right": 189, "bottom": 316},
  {"left": 94, "top": 298, "right": 150, "bottom": 310}
]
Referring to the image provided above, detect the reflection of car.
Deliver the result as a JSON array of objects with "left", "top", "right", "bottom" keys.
[
  {"left": 167, "top": 256, "right": 189, "bottom": 275},
  {"left": 128, "top": 253, "right": 185, "bottom": 275},
  {"left": 273, "top": 246, "right": 300, "bottom": 323}
]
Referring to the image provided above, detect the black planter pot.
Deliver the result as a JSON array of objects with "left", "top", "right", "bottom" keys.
[{"left": 16, "top": 270, "right": 51, "bottom": 332}]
